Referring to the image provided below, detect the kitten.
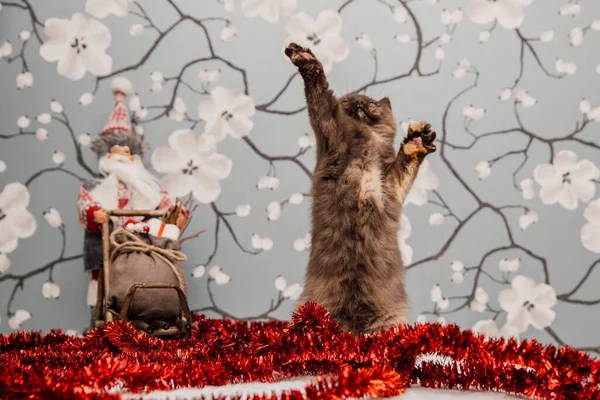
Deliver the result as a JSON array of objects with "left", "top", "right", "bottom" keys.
[{"left": 285, "top": 43, "right": 436, "bottom": 334}]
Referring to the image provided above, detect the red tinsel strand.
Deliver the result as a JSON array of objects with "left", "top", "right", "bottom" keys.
[{"left": 1, "top": 303, "right": 599, "bottom": 400}]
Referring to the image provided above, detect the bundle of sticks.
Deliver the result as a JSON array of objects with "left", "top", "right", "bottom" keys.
[{"left": 162, "top": 197, "right": 205, "bottom": 244}]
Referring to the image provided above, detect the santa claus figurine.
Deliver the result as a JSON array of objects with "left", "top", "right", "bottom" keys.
[{"left": 76, "top": 77, "right": 185, "bottom": 316}]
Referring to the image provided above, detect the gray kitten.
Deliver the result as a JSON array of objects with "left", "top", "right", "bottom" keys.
[{"left": 285, "top": 43, "right": 436, "bottom": 334}]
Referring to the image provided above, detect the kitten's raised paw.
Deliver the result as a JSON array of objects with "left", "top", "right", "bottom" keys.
[
  {"left": 285, "top": 42, "right": 319, "bottom": 68},
  {"left": 402, "top": 121, "right": 437, "bottom": 157}
]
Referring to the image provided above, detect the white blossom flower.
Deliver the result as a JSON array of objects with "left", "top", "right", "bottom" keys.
[
  {"left": 242, "top": 0, "right": 296, "bottom": 23},
  {"left": 209, "top": 266, "right": 231, "bottom": 285},
  {"left": 129, "top": 94, "right": 142, "bottom": 113},
  {"left": 437, "top": 316, "right": 447, "bottom": 325},
  {"left": 498, "top": 275, "right": 557, "bottom": 332},
  {"left": 470, "top": 299, "right": 486, "bottom": 312},
  {"left": 235, "top": 204, "right": 251, "bottom": 217},
  {"left": 9, "top": 309, "right": 31, "bottom": 330},
  {"left": 87, "top": 279, "right": 97, "bottom": 306},
  {"left": 559, "top": 3, "right": 580, "bottom": 17},
  {"left": 463, "top": 105, "right": 485, "bottom": 120},
  {"left": 42, "top": 281, "right": 61, "bottom": 299},
  {"left": 475, "top": 161, "right": 491, "bottom": 180},
  {"left": 78, "top": 133, "right": 91, "bottom": 146},
  {"left": 479, "top": 30, "right": 491, "bottom": 43},
  {"left": 398, "top": 213, "right": 412, "bottom": 265},
  {"left": 519, "top": 210, "right": 539, "bottom": 230},
  {"left": 555, "top": 58, "right": 577, "bottom": 75},
  {"left": 85, "top": 0, "right": 129, "bottom": 18},
  {"left": 539, "top": 30, "right": 554, "bottom": 42},
  {"left": 451, "top": 272, "right": 464, "bottom": 284},
  {"left": 569, "top": 27, "right": 584, "bottom": 46},
  {"left": 275, "top": 275, "right": 287, "bottom": 291},
  {"left": 581, "top": 198, "right": 600, "bottom": 253},
  {"left": 452, "top": 59, "right": 471, "bottom": 78},
  {"left": 37, "top": 113, "right": 52, "bottom": 124},
  {"left": 405, "top": 159, "right": 439, "bottom": 205},
  {"left": 470, "top": 287, "right": 489, "bottom": 312},
  {"left": 499, "top": 257, "right": 520, "bottom": 273},
  {"left": 434, "top": 47, "right": 445, "bottom": 61},
  {"left": 17, "top": 115, "right": 30, "bottom": 129},
  {"left": 220, "top": 23, "right": 239, "bottom": 42},
  {"left": 393, "top": 7, "right": 407, "bottom": 23},
  {"left": 520, "top": 178, "right": 535, "bottom": 199},
  {"left": 533, "top": 150, "right": 600, "bottom": 210},
  {"left": 65, "top": 329, "right": 81, "bottom": 337},
  {"left": 440, "top": 33, "right": 452, "bottom": 43},
  {"left": 437, "top": 297, "right": 450, "bottom": 310},
  {"left": 0, "top": 160, "right": 5, "bottom": 173},
  {"left": 515, "top": 89, "right": 536, "bottom": 107},
  {"left": 16, "top": 72, "right": 34, "bottom": 90},
  {"left": 282, "top": 283, "right": 303, "bottom": 300},
  {"left": 472, "top": 319, "right": 520, "bottom": 340},
  {"left": 192, "top": 264, "right": 206, "bottom": 278},
  {"left": 130, "top": 24, "right": 144, "bottom": 36},
  {"left": 251, "top": 234, "right": 273, "bottom": 251},
  {"left": 150, "top": 82, "right": 163, "bottom": 93},
  {"left": 416, "top": 314, "right": 428, "bottom": 324},
  {"left": 579, "top": 98, "right": 591, "bottom": 114},
  {"left": 596, "top": 65, "right": 600, "bottom": 75},
  {"left": 43, "top": 208, "right": 62, "bottom": 228},
  {"left": 466, "top": 0, "right": 532, "bottom": 29},
  {"left": 198, "top": 86, "right": 256, "bottom": 141},
  {"left": 50, "top": 100, "right": 64, "bottom": 113},
  {"left": 429, "top": 213, "right": 445, "bottom": 225},
  {"left": 0, "top": 253, "right": 10, "bottom": 273},
  {"left": 289, "top": 193, "right": 304, "bottom": 205},
  {"left": 395, "top": 34, "right": 411, "bottom": 43},
  {"left": 40, "top": 13, "right": 113, "bottom": 81},
  {"left": 256, "top": 176, "right": 280, "bottom": 190},
  {"left": 0, "top": 183, "right": 37, "bottom": 253},
  {"left": 150, "top": 71, "right": 163, "bottom": 82},
  {"left": 198, "top": 69, "right": 220, "bottom": 84},
  {"left": 53, "top": 151, "right": 65, "bottom": 165},
  {"left": 592, "top": 19, "right": 600, "bottom": 31},
  {"left": 36, "top": 128, "right": 49, "bottom": 141},
  {"left": 451, "top": 260, "right": 464, "bottom": 272},
  {"left": 355, "top": 33, "right": 374, "bottom": 53},
  {"left": 151, "top": 129, "right": 233, "bottom": 203},
  {"left": 169, "top": 97, "right": 187, "bottom": 121},
  {"left": 298, "top": 133, "right": 316, "bottom": 149},
  {"left": 222, "top": 0, "right": 235, "bottom": 12},
  {"left": 499, "top": 88, "right": 512, "bottom": 101},
  {"left": 284, "top": 10, "right": 349, "bottom": 74},
  {"left": 0, "top": 41, "right": 12, "bottom": 58},
  {"left": 430, "top": 284, "right": 443, "bottom": 303},
  {"left": 293, "top": 232, "right": 311, "bottom": 252},
  {"left": 133, "top": 125, "right": 144, "bottom": 135},
  {"left": 267, "top": 201, "right": 282, "bottom": 221},
  {"left": 19, "top": 31, "right": 31, "bottom": 41},
  {"left": 79, "top": 92, "right": 94, "bottom": 106}
]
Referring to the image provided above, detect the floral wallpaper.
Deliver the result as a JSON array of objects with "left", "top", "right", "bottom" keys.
[{"left": 0, "top": 0, "right": 599, "bottom": 356}]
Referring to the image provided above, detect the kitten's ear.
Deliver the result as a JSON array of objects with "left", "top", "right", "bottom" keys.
[{"left": 379, "top": 97, "right": 392, "bottom": 109}]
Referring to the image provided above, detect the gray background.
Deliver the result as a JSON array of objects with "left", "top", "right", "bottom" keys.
[{"left": 0, "top": 0, "right": 599, "bottom": 356}]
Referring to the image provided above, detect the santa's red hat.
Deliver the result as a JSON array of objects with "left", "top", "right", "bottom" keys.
[{"left": 91, "top": 77, "right": 144, "bottom": 157}]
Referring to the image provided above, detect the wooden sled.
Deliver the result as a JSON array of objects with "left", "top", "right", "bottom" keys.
[{"left": 93, "top": 209, "right": 193, "bottom": 339}]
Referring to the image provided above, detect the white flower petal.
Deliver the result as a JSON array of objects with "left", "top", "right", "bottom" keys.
[
  {"left": 529, "top": 307, "right": 555, "bottom": 330},
  {"left": 192, "top": 265, "right": 206, "bottom": 278},
  {"left": 235, "top": 204, "right": 251, "bottom": 217},
  {"left": 275, "top": 275, "right": 287, "bottom": 291},
  {"left": 581, "top": 222, "right": 600, "bottom": 253}
]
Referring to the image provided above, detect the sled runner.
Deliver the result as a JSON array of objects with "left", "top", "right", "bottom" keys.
[{"left": 93, "top": 209, "right": 193, "bottom": 339}]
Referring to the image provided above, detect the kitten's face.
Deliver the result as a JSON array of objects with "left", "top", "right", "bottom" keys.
[{"left": 339, "top": 94, "right": 395, "bottom": 128}]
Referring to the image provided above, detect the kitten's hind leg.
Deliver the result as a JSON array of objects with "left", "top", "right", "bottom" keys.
[
  {"left": 285, "top": 43, "right": 341, "bottom": 150},
  {"left": 393, "top": 121, "right": 437, "bottom": 205}
]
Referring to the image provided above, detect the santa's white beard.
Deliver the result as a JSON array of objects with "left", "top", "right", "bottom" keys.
[{"left": 98, "top": 154, "right": 162, "bottom": 208}]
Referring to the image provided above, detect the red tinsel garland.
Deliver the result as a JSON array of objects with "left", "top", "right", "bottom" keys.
[{"left": 0, "top": 303, "right": 598, "bottom": 400}]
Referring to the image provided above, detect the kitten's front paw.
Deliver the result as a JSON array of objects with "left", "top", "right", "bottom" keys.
[
  {"left": 402, "top": 121, "right": 437, "bottom": 158},
  {"left": 285, "top": 43, "right": 321, "bottom": 70}
]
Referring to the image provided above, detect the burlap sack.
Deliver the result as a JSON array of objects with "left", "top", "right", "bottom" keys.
[{"left": 108, "top": 230, "right": 188, "bottom": 322}]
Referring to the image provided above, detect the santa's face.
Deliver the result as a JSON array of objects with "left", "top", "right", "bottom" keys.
[{"left": 108, "top": 145, "right": 134, "bottom": 162}]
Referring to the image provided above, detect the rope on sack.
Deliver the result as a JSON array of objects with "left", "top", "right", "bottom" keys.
[{"left": 109, "top": 228, "right": 187, "bottom": 292}]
